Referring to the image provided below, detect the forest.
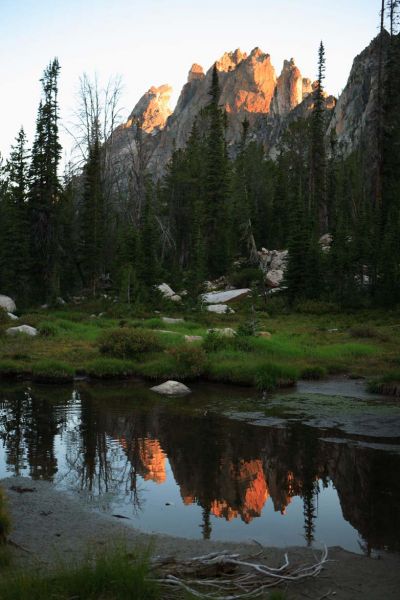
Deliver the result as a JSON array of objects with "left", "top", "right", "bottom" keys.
[{"left": 0, "top": 7, "right": 399, "bottom": 312}]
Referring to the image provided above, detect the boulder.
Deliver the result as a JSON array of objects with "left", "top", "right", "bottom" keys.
[
  {"left": 202, "top": 288, "right": 251, "bottom": 304},
  {"left": 7, "top": 313, "right": 19, "bottom": 320},
  {"left": 170, "top": 294, "right": 182, "bottom": 302},
  {"left": 319, "top": 233, "right": 333, "bottom": 253},
  {"left": 207, "top": 327, "right": 236, "bottom": 338},
  {"left": 6, "top": 325, "right": 38, "bottom": 337},
  {"left": 207, "top": 304, "right": 235, "bottom": 314},
  {"left": 157, "top": 283, "right": 176, "bottom": 299},
  {"left": 258, "top": 331, "right": 272, "bottom": 338},
  {"left": 0, "top": 295, "right": 16, "bottom": 313},
  {"left": 151, "top": 380, "right": 191, "bottom": 396},
  {"left": 265, "top": 269, "right": 284, "bottom": 288},
  {"left": 185, "top": 335, "right": 203, "bottom": 342},
  {"left": 162, "top": 317, "right": 184, "bottom": 324}
]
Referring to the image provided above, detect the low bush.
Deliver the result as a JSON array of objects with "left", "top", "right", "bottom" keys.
[
  {"left": 0, "top": 309, "right": 9, "bottom": 325},
  {"left": 99, "top": 328, "right": 162, "bottom": 358},
  {"left": 301, "top": 366, "right": 327, "bottom": 380},
  {"left": 38, "top": 321, "right": 60, "bottom": 337},
  {"left": 167, "top": 345, "right": 207, "bottom": 378},
  {"left": 368, "top": 372, "right": 400, "bottom": 397},
  {"left": 254, "top": 363, "right": 298, "bottom": 392},
  {"left": 85, "top": 358, "right": 134, "bottom": 379},
  {"left": 229, "top": 267, "right": 262, "bottom": 288},
  {"left": 237, "top": 317, "right": 260, "bottom": 337},
  {"left": 295, "top": 300, "right": 339, "bottom": 314},
  {"left": 203, "top": 330, "right": 232, "bottom": 353},
  {"left": 349, "top": 325, "right": 389, "bottom": 341},
  {"left": 0, "top": 360, "right": 25, "bottom": 379},
  {"left": 31, "top": 360, "right": 75, "bottom": 383}
]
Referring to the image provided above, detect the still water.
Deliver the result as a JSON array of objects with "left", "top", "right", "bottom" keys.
[{"left": 0, "top": 380, "right": 399, "bottom": 555}]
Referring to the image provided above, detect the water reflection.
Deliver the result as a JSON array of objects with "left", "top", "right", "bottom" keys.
[{"left": 0, "top": 382, "right": 399, "bottom": 554}]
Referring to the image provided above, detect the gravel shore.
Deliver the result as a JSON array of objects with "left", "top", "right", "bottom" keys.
[{"left": 2, "top": 476, "right": 400, "bottom": 599}]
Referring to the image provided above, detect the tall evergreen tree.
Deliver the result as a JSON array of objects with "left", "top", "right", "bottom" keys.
[
  {"left": 204, "top": 65, "right": 231, "bottom": 277},
  {"left": 28, "top": 58, "right": 62, "bottom": 302},
  {"left": 310, "top": 42, "right": 328, "bottom": 232},
  {"left": 0, "top": 128, "right": 31, "bottom": 304}
]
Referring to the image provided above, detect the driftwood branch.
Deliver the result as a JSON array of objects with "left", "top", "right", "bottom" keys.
[{"left": 150, "top": 545, "right": 329, "bottom": 599}]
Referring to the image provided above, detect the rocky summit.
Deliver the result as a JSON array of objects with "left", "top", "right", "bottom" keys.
[{"left": 110, "top": 33, "right": 386, "bottom": 179}]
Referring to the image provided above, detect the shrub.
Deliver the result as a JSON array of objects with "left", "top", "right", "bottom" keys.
[
  {"left": 0, "top": 360, "right": 25, "bottom": 379},
  {"left": 0, "top": 309, "right": 9, "bottom": 325},
  {"left": 265, "top": 296, "right": 290, "bottom": 316},
  {"left": 203, "top": 330, "right": 232, "bottom": 353},
  {"left": 254, "top": 363, "right": 298, "bottom": 392},
  {"left": 98, "top": 328, "right": 162, "bottom": 358},
  {"left": 349, "top": 325, "right": 389, "bottom": 341},
  {"left": 229, "top": 267, "right": 262, "bottom": 288},
  {"left": 237, "top": 317, "right": 260, "bottom": 338},
  {"left": 295, "top": 300, "right": 339, "bottom": 314},
  {"left": 368, "top": 372, "right": 400, "bottom": 397},
  {"left": 167, "top": 345, "right": 207, "bottom": 378},
  {"left": 31, "top": 360, "right": 75, "bottom": 384},
  {"left": 85, "top": 358, "right": 134, "bottom": 379},
  {"left": 301, "top": 366, "right": 327, "bottom": 380},
  {"left": 38, "top": 321, "right": 60, "bottom": 337}
]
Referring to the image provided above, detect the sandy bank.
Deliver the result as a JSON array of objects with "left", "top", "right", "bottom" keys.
[{"left": 2, "top": 476, "right": 400, "bottom": 599}]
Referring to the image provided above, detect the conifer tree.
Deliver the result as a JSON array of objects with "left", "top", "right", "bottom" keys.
[
  {"left": 310, "top": 42, "right": 327, "bottom": 232},
  {"left": 204, "top": 65, "right": 231, "bottom": 277},
  {"left": 80, "top": 124, "right": 106, "bottom": 295},
  {"left": 28, "top": 58, "right": 62, "bottom": 302},
  {"left": 1, "top": 128, "right": 31, "bottom": 304}
]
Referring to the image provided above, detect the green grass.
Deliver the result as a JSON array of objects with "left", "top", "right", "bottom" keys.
[
  {"left": 31, "top": 360, "right": 75, "bottom": 383},
  {"left": 0, "top": 545, "right": 158, "bottom": 600},
  {"left": 85, "top": 358, "right": 135, "bottom": 379},
  {"left": 0, "top": 360, "right": 26, "bottom": 379},
  {"left": 368, "top": 371, "right": 400, "bottom": 397},
  {"left": 0, "top": 305, "right": 398, "bottom": 392}
]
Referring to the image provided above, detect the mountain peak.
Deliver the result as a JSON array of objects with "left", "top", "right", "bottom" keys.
[{"left": 126, "top": 84, "right": 172, "bottom": 133}]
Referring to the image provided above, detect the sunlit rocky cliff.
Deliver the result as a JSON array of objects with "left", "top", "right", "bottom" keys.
[{"left": 111, "top": 33, "right": 386, "bottom": 178}]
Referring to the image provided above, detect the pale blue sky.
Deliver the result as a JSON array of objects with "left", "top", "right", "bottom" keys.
[{"left": 0, "top": 0, "right": 381, "bottom": 162}]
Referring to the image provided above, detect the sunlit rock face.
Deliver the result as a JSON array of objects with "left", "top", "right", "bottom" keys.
[
  {"left": 116, "top": 47, "right": 316, "bottom": 176},
  {"left": 124, "top": 84, "right": 173, "bottom": 134},
  {"left": 112, "top": 33, "right": 386, "bottom": 178},
  {"left": 271, "top": 59, "right": 307, "bottom": 116}
]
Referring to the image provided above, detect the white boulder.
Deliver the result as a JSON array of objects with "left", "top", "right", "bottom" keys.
[
  {"left": 151, "top": 380, "right": 191, "bottom": 396},
  {"left": 185, "top": 335, "right": 203, "bottom": 342},
  {"left": 157, "top": 283, "right": 176, "bottom": 299},
  {"left": 162, "top": 317, "right": 184, "bottom": 324},
  {"left": 170, "top": 294, "right": 182, "bottom": 302},
  {"left": 6, "top": 325, "right": 38, "bottom": 337},
  {"left": 207, "top": 304, "right": 235, "bottom": 314},
  {"left": 207, "top": 327, "right": 236, "bottom": 338},
  {"left": 0, "top": 295, "right": 16, "bottom": 313},
  {"left": 265, "top": 269, "right": 284, "bottom": 288},
  {"left": 202, "top": 288, "right": 251, "bottom": 304},
  {"left": 7, "top": 313, "right": 19, "bottom": 320}
]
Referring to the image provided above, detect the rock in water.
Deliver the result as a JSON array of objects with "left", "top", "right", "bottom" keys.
[
  {"left": 6, "top": 325, "right": 38, "bottom": 336},
  {"left": 151, "top": 380, "right": 191, "bottom": 396},
  {"left": 0, "top": 294, "right": 16, "bottom": 313}
]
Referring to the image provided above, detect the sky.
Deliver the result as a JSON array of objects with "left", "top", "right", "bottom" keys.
[{"left": 0, "top": 0, "right": 381, "bottom": 164}]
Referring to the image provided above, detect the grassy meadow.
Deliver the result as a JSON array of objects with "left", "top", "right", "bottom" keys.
[{"left": 1, "top": 297, "right": 399, "bottom": 393}]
